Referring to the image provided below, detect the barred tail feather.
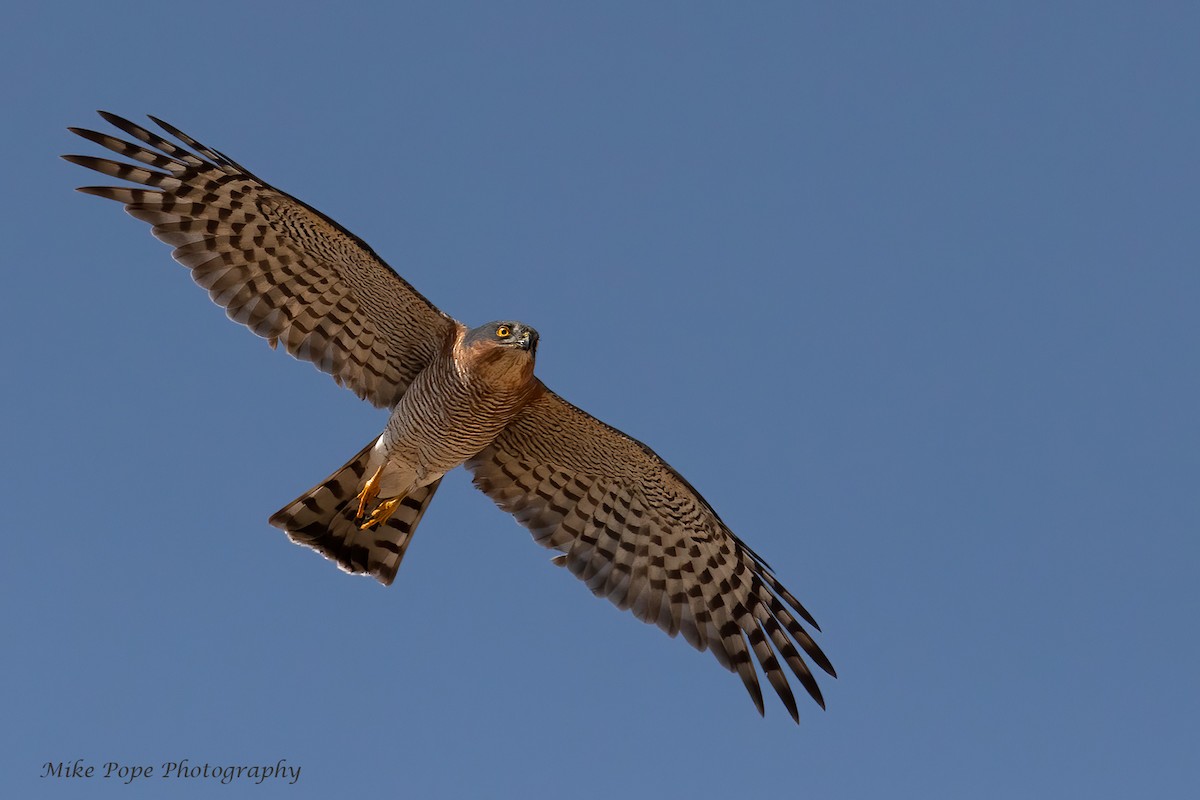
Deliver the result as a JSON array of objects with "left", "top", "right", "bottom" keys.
[{"left": 269, "top": 441, "right": 442, "bottom": 585}]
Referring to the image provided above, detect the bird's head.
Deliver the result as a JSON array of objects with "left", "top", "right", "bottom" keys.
[
  {"left": 460, "top": 321, "right": 540, "bottom": 385},
  {"left": 464, "top": 320, "right": 539, "bottom": 355}
]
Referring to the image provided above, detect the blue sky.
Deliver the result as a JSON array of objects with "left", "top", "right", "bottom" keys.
[{"left": 3, "top": 2, "right": 1197, "bottom": 797}]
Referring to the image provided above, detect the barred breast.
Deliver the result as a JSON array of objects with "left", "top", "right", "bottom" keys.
[{"left": 371, "top": 325, "right": 540, "bottom": 497}]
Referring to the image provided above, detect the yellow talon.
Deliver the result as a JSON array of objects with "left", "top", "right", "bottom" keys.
[
  {"left": 356, "top": 465, "right": 385, "bottom": 520},
  {"left": 359, "top": 496, "right": 403, "bottom": 530}
]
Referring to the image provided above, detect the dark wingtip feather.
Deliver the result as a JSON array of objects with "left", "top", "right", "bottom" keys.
[
  {"left": 784, "top": 593, "right": 822, "bottom": 631},
  {"left": 147, "top": 114, "right": 187, "bottom": 141},
  {"left": 807, "top": 667, "right": 828, "bottom": 706},
  {"left": 749, "top": 687, "right": 766, "bottom": 717},
  {"left": 97, "top": 111, "right": 155, "bottom": 140},
  {"left": 738, "top": 662, "right": 766, "bottom": 718},
  {"left": 97, "top": 110, "right": 130, "bottom": 125},
  {"left": 751, "top": 620, "right": 802, "bottom": 723},
  {"left": 771, "top": 666, "right": 801, "bottom": 722},
  {"left": 808, "top": 642, "right": 837, "bottom": 679}
]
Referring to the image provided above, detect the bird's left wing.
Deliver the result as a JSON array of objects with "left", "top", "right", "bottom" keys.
[
  {"left": 466, "top": 387, "right": 835, "bottom": 722},
  {"left": 64, "top": 112, "right": 457, "bottom": 408}
]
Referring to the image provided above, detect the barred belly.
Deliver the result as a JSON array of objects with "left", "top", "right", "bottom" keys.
[{"left": 370, "top": 351, "right": 530, "bottom": 497}]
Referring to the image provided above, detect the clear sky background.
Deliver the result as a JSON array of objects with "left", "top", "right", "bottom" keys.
[{"left": 3, "top": 2, "right": 1197, "bottom": 798}]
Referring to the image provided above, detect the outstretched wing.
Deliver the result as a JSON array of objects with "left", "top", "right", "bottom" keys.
[
  {"left": 466, "top": 387, "right": 836, "bottom": 722},
  {"left": 64, "top": 112, "right": 457, "bottom": 408}
]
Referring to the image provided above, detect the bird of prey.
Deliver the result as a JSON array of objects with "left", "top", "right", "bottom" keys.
[{"left": 65, "top": 112, "right": 835, "bottom": 722}]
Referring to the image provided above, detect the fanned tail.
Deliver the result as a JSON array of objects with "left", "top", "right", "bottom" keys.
[{"left": 269, "top": 441, "right": 442, "bottom": 585}]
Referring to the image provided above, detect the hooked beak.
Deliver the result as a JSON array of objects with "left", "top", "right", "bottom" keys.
[{"left": 517, "top": 330, "right": 537, "bottom": 353}]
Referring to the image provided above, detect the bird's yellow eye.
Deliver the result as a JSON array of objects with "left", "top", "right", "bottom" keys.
[{"left": 496, "top": 325, "right": 511, "bottom": 338}]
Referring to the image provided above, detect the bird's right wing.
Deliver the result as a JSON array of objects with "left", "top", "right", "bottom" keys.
[
  {"left": 466, "top": 386, "right": 835, "bottom": 722},
  {"left": 65, "top": 112, "right": 457, "bottom": 408}
]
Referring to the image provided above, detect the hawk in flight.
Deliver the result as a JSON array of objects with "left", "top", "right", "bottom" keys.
[{"left": 65, "top": 112, "right": 835, "bottom": 722}]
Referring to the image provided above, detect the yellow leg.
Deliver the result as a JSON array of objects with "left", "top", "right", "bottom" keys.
[
  {"left": 359, "top": 496, "right": 403, "bottom": 530},
  {"left": 355, "top": 465, "right": 385, "bottom": 520}
]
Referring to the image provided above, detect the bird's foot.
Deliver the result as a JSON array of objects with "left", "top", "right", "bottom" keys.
[
  {"left": 355, "top": 466, "right": 385, "bottom": 520},
  {"left": 359, "top": 496, "right": 402, "bottom": 530}
]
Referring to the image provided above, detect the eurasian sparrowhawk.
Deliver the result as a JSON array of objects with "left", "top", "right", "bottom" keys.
[{"left": 65, "top": 112, "right": 835, "bottom": 722}]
